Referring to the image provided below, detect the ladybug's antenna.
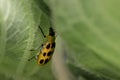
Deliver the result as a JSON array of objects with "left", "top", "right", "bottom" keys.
[{"left": 38, "top": 26, "right": 46, "bottom": 38}]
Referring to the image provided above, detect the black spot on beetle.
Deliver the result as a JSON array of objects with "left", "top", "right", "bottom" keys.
[
  {"left": 43, "top": 52, "right": 46, "bottom": 56},
  {"left": 44, "top": 59, "right": 49, "bottom": 64},
  {"left": 51, "top": 42, "right": 56, "bottom": 48},
  {"left": 47, "top": 51, "right": 52, "bottom": 56},
  {"left": 39, "top": 59, "right": 44, "bottom": 64},
  {"left": 46, "top": 43, "right": 50, "bottom": 49}
]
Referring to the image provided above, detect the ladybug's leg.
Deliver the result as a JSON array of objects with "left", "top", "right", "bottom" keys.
[
  {"left": 28, "top": 55, "right": 35, "bottom": 61},
  {"left": 29, "top": 44, "right": 44, "bottom": 51}
]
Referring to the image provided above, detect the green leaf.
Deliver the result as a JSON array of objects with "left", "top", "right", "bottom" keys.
[
  {"left": 0, "top": 0, "right": 54, "bottom": 80},
  {"left": 49, "top": 0, "right": 120, "bottom": 80}
]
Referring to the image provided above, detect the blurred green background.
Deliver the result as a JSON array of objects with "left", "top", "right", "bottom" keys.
[{"left": 0, "top": 0, "right": 120, "bottom": 80}]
